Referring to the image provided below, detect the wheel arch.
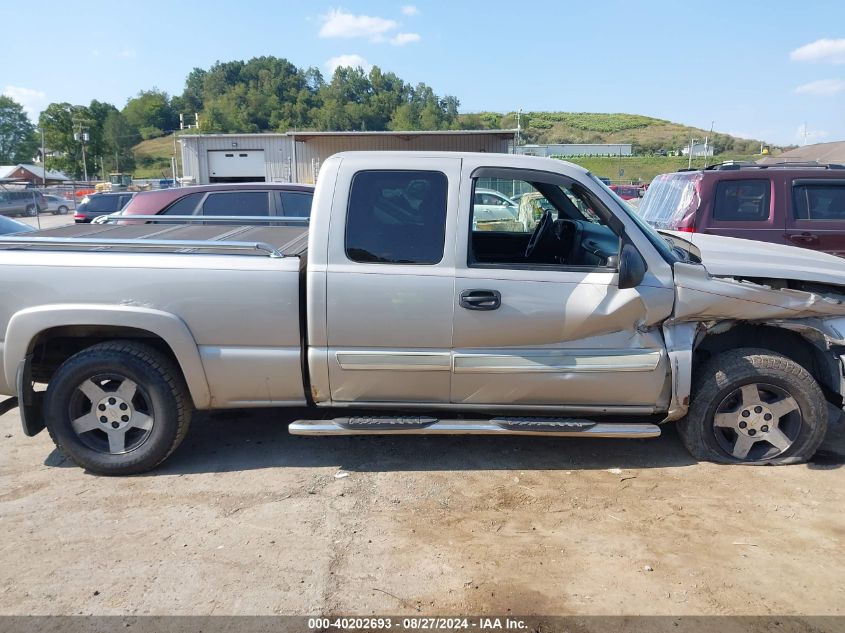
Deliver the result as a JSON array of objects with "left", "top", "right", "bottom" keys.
[
  {"left": 693, "top": 322, "right": 843, "bottom": 406},
  {"left": 4, "top": 305, "right": 211, "bottom": 413}
]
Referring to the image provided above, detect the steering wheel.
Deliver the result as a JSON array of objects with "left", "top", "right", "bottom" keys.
[{"left": 524, "top": 209, "right": 554, "bottom": 260}]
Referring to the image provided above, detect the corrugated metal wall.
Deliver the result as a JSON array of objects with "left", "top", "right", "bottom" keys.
[
  {"left": 181, "top": 133, "right": 512, "bottom": 185},
  {"left": 294, "top": 134, "right": 511, "bottom": 183},
  {"left": 180, "top": 135, "right": 295, "bottom": 184},
  {"left": 515, "top": 144, "right": 632, "bottom": 157}
]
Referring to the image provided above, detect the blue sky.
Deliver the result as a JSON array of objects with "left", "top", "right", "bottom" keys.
[{"left": 2, "top": 0, "right": 843, "bottom": 145}]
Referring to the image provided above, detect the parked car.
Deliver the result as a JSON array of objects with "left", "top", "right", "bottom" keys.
[
  {"left": 472, "top": 188, "right": 520, "bottom": 230},
  {"left": 609, "top": 185, "right": 644, "bottom": 200},
  {"left": 0, "top": 190, "right": 46, "bottom": 217},
  {"left": 0, "top": 216, "right": 34, "bottom": 235},
  {"left": 638, "top": 162, "right": 845, "bottom": 257},
  {"left": 42, "top": 194, "right": 74, "bottom": 215},
  {"left": 117, "top": 183, "right": 315, "bottom": 221},
  {"left": 3, "top": 152, "right": 845, "bottom": 475},
  {"left": 74, "top": 192, "right": 135, "bottom": 223}
]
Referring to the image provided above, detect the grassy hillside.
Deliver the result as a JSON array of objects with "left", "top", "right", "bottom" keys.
[
  {"left": 133, "top": 135, "right": 182, "bottom": 179},
  {"left": 563, "top": 154, "right": 762, "bottom": 183},
  {"left": 462, "top": 111, "right": 771, "bottom": 155}
]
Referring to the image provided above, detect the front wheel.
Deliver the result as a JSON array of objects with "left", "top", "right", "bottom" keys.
[
  {"left": 57, "top": 205, "right": 69, "bottom": 215},
  {"left": 678, "top": 348, "right": 828, "bottom": 465},
  {"left": 25, "top": 205, "right": 37, "bottom": 217},
  {"left": 44, "top": 341, "right": 192, "bottom": 475}
]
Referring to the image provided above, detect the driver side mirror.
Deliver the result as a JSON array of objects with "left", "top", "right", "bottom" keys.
[{"left": 618, "top": 242, "right": 647, "bottom": 289}]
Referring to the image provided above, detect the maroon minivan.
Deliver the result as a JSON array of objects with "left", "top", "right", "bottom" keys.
[
  {"left": 638, "top": 162, "right": 845, "bottom": 257},
  {"left": 119, "top": 182, "right": 314, "bottom": 220}
]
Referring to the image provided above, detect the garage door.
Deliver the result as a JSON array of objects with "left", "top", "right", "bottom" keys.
[{"left": 207, "top": 150, "right": 266, "bottom": 183}]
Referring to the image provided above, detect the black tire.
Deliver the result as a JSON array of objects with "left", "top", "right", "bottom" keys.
[
  {"left": 57, "top": 205, "right": 69, "bottom": 215},
  {"left": 25, "top": 204, "right": 37, "bottom": 217},
  {"left": 44, "top": 341, "right": 192, "bottom": 475},
  {"left": 678, "top": 348, "right": 827, "bottom": 465}
]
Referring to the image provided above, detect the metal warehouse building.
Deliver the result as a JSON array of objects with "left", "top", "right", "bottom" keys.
[
  {"left": 180, "top": 130, "right": 516, "bottom": 185},
  {"left": 515, "top": 143, "right": 632, "bottom": 157}
]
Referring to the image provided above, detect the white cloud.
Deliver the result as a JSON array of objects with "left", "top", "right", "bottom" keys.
[
  {"left": 794, "top": 78, "right": 845, "bottom": 96},
  {"left": 390, "top": 32, "right": 421, "bottom": 46},
  {"left": 319, "top": 9, "right": 397, "bottom": 42},
  {"left": 401, "top": 5, "right": 419, "bottom": 16},
  {"left": 117, "top": 48, "right": 137, "bottom": 58},
  {"left": 325, "top": 54, "right": 372, "bottom": 75},
  {"left": 790, "top": 38, "right": 845, "bottom": 64},
  {"left": 3, "top": 85, "right": 48, "bottom": 120}
]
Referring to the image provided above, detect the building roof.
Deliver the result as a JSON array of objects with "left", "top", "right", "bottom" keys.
[
  {"left": 0, "top": 164, "right": 69, "bottom": 181},
  {"left": 180, "top": 129, "right": 517, "bottom": 141},
  {"left": 759, "top": 141, "right": 845, "bottom": 165}
]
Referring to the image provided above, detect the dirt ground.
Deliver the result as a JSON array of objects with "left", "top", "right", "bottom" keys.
[{"left": 0, "top": 405, "right": 843, "bottom": 618}]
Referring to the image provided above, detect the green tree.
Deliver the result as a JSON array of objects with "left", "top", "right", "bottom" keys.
[
  {"left": 103, "top": 111, "right": 139, "bottom": 171},
  {"left": 123, "top": 89, "right": 177, "bottom": 139},
  {"left": 0, "top": 96, "right": 38, "bottom": 164},
  {"left": 39, "top": 102, "right": 94, "bottom": 178}
]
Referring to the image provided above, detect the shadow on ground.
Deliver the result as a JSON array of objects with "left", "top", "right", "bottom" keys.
[{"left": 45, "top": 407, "right": 845, "bottom": 475}]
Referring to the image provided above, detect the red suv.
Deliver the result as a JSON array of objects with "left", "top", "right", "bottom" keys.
[
  {"left": 638, "top": 162, "right": 845, "bottom": 257},
  {"left": 118, "top": 183, "right": 314, "bottom": 220},
  {"left": 609, "top": 184, "right": 643, "bottom": 200}
]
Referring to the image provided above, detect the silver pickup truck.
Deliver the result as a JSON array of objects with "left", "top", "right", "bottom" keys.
[{"left": 1, "top": 152, "right": 844, "bottom": 475}]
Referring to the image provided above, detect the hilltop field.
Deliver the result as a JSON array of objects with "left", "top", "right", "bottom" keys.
[{"left": 133, "top": 111, "right": 778, "bottom": 182}]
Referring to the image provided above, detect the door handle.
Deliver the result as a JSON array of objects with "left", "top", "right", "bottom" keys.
[
  {"left": 788, "top": 232, "right": 820, "bottom": 245},
  {"left": 459, "top": 289, "right": 501, "bottom": 311}
]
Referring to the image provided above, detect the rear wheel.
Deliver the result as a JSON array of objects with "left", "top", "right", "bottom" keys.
[
  {"left": 25, "top": 205, "right": 37, "bottom": 217},
  {"left": 56, "top": 205, "right": 69, "bottom": 215},
  {"left": 678, "top": 348, "right": 827, "bottom": 465},
  {"left": 44, "top": 341, "right": 192, "bottom": 475}
]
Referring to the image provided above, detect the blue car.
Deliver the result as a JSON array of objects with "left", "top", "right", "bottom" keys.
[{"left": 0, "top": 216, "right": 35, "bottom": 235}]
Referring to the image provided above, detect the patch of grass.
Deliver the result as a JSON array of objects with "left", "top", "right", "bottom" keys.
[
  {"left": 560, "top": 154, "right": 762, "bottom": 183},
  {"left": 132, "top": 134, "right": 182, "bottom": 180}
]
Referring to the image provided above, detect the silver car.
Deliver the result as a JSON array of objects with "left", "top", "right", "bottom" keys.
[{"left": 42, "top": 195, "right": 74, "bottom": 215}]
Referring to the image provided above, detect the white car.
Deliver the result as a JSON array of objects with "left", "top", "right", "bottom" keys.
[
  {"left": 472, "top": 188, "right": 520, "bottom": 230},
  {"left": 42, "top": 195, "right": 74, "bottom": 215}
]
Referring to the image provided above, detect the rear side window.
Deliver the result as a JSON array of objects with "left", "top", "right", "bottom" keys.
[
  {"left": 713, "top": 180, "right": 770, "bottom": 221},
  {"left": 638, "top": 173, "right": 700, "bottom": 228},
  {"left": 85, "top": 195, "right": 123, "bottom": 213},
  {"left": 345, "top": 170, "right": 448, "bottom": 265},
  {"left": 279, "top": 191, "right": 312, "bottom": 217},
  {"left": 793, "top": 183, "right": 845, "bottom": 221},
  {"left": 201, "top": 192, "right": 270, "bottom": 216},
  {"left": 162, "top": 192, "right": 204, "bottom": 215}
]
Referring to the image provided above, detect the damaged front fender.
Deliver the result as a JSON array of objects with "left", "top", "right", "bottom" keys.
[{"left": 662, "top": 263, "right": 845, "bottom": 421}]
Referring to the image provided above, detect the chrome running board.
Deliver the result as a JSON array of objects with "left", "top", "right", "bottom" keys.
[{"left": 288, "top": 416, "right": 661, "bottom": 438}]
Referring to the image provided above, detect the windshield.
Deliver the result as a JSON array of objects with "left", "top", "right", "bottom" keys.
[{"left": 589, "top": 174, "right": 679, "bottom": 264}]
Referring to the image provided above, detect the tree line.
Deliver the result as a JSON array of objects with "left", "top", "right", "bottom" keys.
[{"left": 0, "top": 56, "right": 463, "bottom": 179}]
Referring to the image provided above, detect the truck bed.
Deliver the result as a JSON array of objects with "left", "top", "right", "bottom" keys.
[
  {"left": 0, "top": 223, "right": 310, "bottom": 258},
  {"left": 0, "top": 222, "right": 307, "bottom": 408}
]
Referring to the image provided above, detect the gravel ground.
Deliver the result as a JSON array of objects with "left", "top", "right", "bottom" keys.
[{"left": 0, "top": 406, "right": 843, "bottom": 617}]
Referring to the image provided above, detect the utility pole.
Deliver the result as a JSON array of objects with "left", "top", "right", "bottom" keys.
[
  {"left": 703, "top": 121, "right": 714, "bottom": 168},
  {"left": 687, "top": 137, "right": 698, "bottom": 169},
  {"left": 73, "top": 123, "right": 90, "bottom": 182},
  {"left": 40, "top": 126, "right": 46, "bottom": 187},
  {"left": 515, "top": 108, "right": 522, "bottom": 150}
]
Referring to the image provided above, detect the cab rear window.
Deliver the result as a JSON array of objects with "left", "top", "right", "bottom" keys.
[{"left": 345, "top": 170, "right": 448, "bottom": 265}]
